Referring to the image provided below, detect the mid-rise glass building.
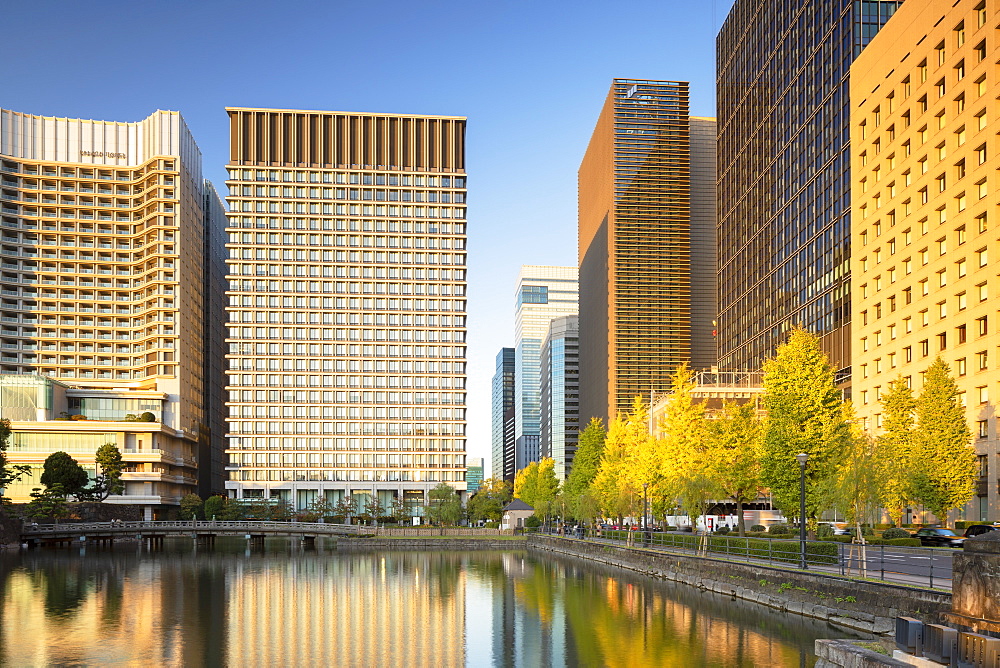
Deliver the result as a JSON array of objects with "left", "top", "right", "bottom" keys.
[
  {"left": 716, "top": 0, "right": 904, "bottom": 376},
  {"left": 223, "top": 108, "right": 469, "bottom": 512},
  {"left": 539, "top": 314, "right": 579, "bottom": 480},
  {"left": 513, "top": 266, "right": 577, "bottom": 473}
]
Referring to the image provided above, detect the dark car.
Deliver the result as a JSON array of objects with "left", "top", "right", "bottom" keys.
[
  {"left": 914, "top": 528, "right": 965, "bottom": 547},
  {"left": 963, "top": 524, "right": 1000, "bottom": 538}
]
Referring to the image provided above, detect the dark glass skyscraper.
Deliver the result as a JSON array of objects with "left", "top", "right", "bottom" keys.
[
  {"left": 491, "top": 347, "right": 515, "bottom": 482},
  {"left": 716, "top": 0, "right": 903, "bottom": 377}
]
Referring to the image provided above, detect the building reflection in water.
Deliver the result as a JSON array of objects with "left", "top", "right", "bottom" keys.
[{"left": 0, "top": 541, "right": 856, "bottom": 667}]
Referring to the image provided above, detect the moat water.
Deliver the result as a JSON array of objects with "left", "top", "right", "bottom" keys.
[{"left": 0, "top": 539, "right": 863, "bottom": 666}]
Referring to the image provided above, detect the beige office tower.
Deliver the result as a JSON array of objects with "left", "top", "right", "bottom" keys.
[
  {"left": 0, "top": 109, "right": 226, "bottom": 517},
  {"left": 224, "top": 108, "right": 468, "bottom": 512},
  {"left": 852, "top": 0, "right": 999, "bottom": 522}
]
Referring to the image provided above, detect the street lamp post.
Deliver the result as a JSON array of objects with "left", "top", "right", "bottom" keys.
[
  {"left": 643, "top": 482, "right": 650, "bottom": 546},
  {"left": 796, "top": 452, "right": 809, "bottom": 570}
]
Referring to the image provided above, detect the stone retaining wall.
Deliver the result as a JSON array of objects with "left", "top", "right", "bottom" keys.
[
  {"left": 337, "top": 537, "right": 527, "bottom": 550},
  {"left": 814, "top": 640, "right": 907, "bottom": 667},
  {"left": 528, "top": 535, "right": 951, "bottom": 635},
  {"left": 0, "top": 510, "right": 19, "bottom": 549}
]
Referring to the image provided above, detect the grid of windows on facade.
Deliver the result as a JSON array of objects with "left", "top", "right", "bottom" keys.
[
  {"left": 225, "top": 164, "right": 469, "bottom": 491},
  {"left": 519, "top": 286, "right": 548, "bottom": 304},
  {"left": 0, "top": 157, "right": 186, "bottom": 381},
  {"left": 716, "top": 0, "right": 903, "bottom": 375},
  {"left": 851, "top": 0, "right": 998, "bottom": 521}
]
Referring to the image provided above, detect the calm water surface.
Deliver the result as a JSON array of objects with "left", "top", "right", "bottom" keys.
[{"left": 0, "top": 539, "right": 863, "bottom": 667}]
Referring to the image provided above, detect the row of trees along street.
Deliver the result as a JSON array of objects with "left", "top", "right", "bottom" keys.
[
  {"left": 490, "top": 328, "right": 979, "bottom": 537},
  {"left": 179, "top": 482, "right": 466, "bottom": 526}
]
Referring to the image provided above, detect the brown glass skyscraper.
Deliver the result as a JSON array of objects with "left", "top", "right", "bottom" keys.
[
  {"left": 716, "top": 0, "right": 903, "bottom": 376},
  {"left": 578, "top": 79, "right": 717, "bottom": 424}
]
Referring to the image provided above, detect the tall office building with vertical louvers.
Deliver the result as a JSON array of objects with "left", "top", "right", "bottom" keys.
[
  {"left": 224, "top": 108, "right": 469, "bottom": 512},
  {"left": 0, "top": 108, "right": 226, "bottom": 515},
  {"left": 578, "top": 80, "right": 717, "bottom": 425},
  {"left": 716, "top": 0, "right": 904, "bottom": 377}
]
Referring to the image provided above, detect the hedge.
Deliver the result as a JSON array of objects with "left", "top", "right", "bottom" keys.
[{"left": 593, "top": 530, "right": 838, "bottom": 565}]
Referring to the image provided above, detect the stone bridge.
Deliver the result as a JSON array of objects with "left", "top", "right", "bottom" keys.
[{"left": 20, "top": 520, "right": 370, "bottom": 547}]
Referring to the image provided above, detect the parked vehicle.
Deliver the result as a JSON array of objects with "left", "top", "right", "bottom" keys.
[
  {"left": 913, "top": 527, "right": 965, "bottom": 547},
  {"left": 818, "top": 522, "right": 851, "bottom": 536},
  {"left": 963, "top": 523, "right": 1000, "bottom": 538}
]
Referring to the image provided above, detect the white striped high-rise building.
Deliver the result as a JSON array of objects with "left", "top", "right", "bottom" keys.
[{"left": 223, "top": 108, "right": 469, "bottom": 513}]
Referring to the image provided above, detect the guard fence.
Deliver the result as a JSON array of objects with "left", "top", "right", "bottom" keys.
[{"left": 533, "top": 526, "right": 954, "bottom": 590}]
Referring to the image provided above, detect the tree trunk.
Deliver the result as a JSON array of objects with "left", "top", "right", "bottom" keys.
[{"left": 736, "top": 498, "right": 746, "bottom": 537}]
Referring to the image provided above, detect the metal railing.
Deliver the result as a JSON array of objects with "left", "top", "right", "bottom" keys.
[{"left": 534, "top": 528, "right": 954, "bottom": 590}]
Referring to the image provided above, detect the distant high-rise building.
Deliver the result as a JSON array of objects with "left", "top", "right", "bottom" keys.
[
  {"left": 513, "top": 266, "right": 577, "bottom": 471},
  {"left": 466, "top": 456, "right": 484, "bottom": 494},
  {"left": 0, "top": 108, "right": 226, "bottom": 516},
  {"left": 491, "top": 347, "right": 515, "bottom": 482},
  {"left": 851, "top": 0, "right": 999, "bottom": 523},
  {"left": 716, "top": 0, "right": 903, "bottom": 377},
  {"left": 578, "top": 80, "right": 717, "bottom": 425},
  {"left": 540, "top": 314, "right": 579, "bottom": 480},
  {"left": 223, "top": 108, "right": 469, "bottom": 512}
]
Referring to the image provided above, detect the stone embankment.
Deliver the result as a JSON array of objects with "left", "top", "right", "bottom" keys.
[
  {"left": 337, "top": 537, "right": 527, "bottom": 550},
  {"left": 528, "top": 534, "right": 951, "bottom": 635},
  {"left": 0, "top": 511, "right": 20, "bottom": 549}
]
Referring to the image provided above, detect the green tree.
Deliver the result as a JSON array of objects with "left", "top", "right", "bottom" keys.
[
  {"left": 335, "top": 496, "right": 358, "bottom": 522},
  {"left": 203, "top": 494, "right": 227, "bottom": 520},
  {"left": 0, "top": 418, "right": 30, "bottom": 495},
  {"left": 707, "top": 401, "right": 762, "bottom": 536},
  {"left": 514, "top": 457, "right": 559, "bottom": 511},
  {"left": 427, "top": 482, "right": 462, "bottom": 525},
  {"left": 759, "top": 327, "right": 848, "bottom": 522},
  {"left": 88, "top": 442, "right": 125, "bottom": 500},
  {"left": 40, "top": 451, "right": 89, "bottom": 499},
  {"left": 657, "top": 365, "right": 712, "bottom": 532},
  {"left": 466, "top": 477, "right": 512, "bottom": 523},
  {"left": 876, "top": 377, "right": 917, "bottom": 526},
  {"left": 25, "top": 485, "right": 69, "bottom": 522},
  {"left": 307, "top": 495, "right": 336, "bottom": 522},
  {"left": 591, "top": 398, "right": 650, "bottom": 522},
  {"left": 832, "top": 403, "right": 883, "bottom": 538},
  {"left": 389, "top": 496, "right": 413, "bottom": 523},
  {"left": 563, "top": 418, "right": 606, "bottom": 499},
  {"left": 362, "top": 495, "right": 382, "bottom": 522},
  {"left": 911, "top": 357, "right": 977, "bottom": 526},
  {"left": 179, "top": 493, "right": 204, "bottom": 520}
]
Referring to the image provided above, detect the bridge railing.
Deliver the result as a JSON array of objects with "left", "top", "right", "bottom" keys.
[{"left": 22, "top": 520, "right": 367, "bottom": 535}]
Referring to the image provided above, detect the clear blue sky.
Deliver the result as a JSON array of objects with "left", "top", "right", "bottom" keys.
[{"left": 6, "top": 0, "right": 735, "bottom": 477}]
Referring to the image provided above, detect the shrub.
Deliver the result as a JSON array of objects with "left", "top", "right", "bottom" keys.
[
  {"left": 715, "top": 526, "right": 730, "bottom": 535},
  {"left": 70, "top": 414, "right": 88, "bottom": 421},
  {"left": 817, "top": 524, "right": 834, "bottom": 538},
  {"left": 140, "top": 412, "right": 156, "bottom": 422},
  {"left": 484, "top": 521, "right": 499, "bottom": 529},
  {"left": 750, "top": 524, "right": 766, "bottom": 532},
  {"left": 882, "top": 527, "right": 911, "bottom": 540},
  {"left": 768, "top": 524, "right": 791, "bottom": 534},
  {"left": 524, "top": 515, "right": 541, "bottom": 528}
]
